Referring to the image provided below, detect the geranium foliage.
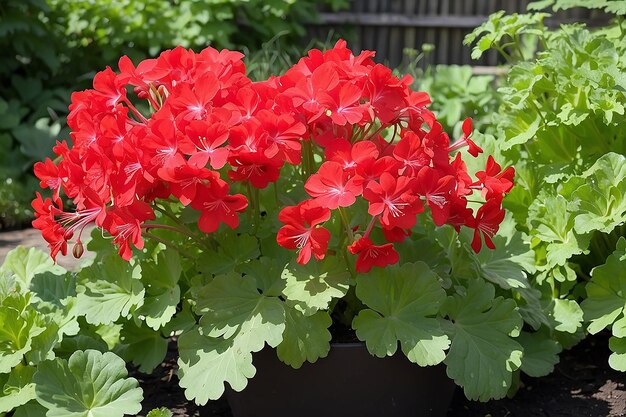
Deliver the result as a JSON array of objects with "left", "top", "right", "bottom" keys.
[{"left": 24, "top": 38, "right": 529, "bottom": 408}]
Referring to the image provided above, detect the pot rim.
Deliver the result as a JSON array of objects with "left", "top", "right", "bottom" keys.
[{"left": 329, "top": 341, "right": 366, "bottom": 348}]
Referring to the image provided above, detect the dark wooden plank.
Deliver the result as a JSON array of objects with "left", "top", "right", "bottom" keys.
[
  {"left": 388, "top": 0, "right": 404, "bottom": 66},
  {"left": 438, "top": 0, "right": 450, "bottom": 64},
  {"left": 316, "top": 12, "right": 490, "bottom": 28},
  {"left": 402, "top": 0, "right": 418, "bottom": 67},
  {"left": 365, "top": 0, "right": 380, "bottom": 50}
]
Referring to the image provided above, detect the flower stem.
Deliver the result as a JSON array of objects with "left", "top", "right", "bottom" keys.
[
  {"left": 338, "top": 207, "right": 354, "bottom": 243},
  {"left": 363, "top": 215, "right": 379, "bottom": 239},
  {"left": 362, "top": 124, "right": 386, "bottom": 142},
  {"left": 123, "top": 98, "right": 149, "bottom": 124},
  {"left": 252, "top": 186, "right": 261, "bottom": 235},
  {"left": 152, "top": 204, "right": 212, "bottom": 247}
]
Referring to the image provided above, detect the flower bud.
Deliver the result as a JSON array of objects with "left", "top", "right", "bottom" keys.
[{"left": 72, "top": 241, "right": 84, "bottom": 259}]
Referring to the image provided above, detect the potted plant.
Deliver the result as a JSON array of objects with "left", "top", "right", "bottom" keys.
[{"left": 31, "top": 40, "right": 520, "bottom": 416}]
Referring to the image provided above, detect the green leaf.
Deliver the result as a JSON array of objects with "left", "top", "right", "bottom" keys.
[
  {"left": 0, "top": 246, "right": 65, "bottom": 290},
  {"left": 76, "top": 255, "right": 145, "bottom": 325},
  {"left": 528, "top": 191, "right": 590, "bottom": 268},
  {"left": 548, "top": 298, "right": 583, "bottom": 333},
  {"left": 582, "top": 237, "right": 626, "bottom": 335},
  {"left": 160, "top": 301, "right": 196, "bottom": 338},
  {"left": 12, "top": 401, "right": 48, "bottom": 417},
  {"left": 352, "top": 262, "right": 449, "bottom": 366},
  {"left": 146, "top": 408, "right": 173, "bottom": 417},
  {"left": 473, "top": 229, "right": 534, "bottom": 290},
  {"left": 34, "top": 350, "right": 143, "bottom": 417},
  {"left": 195, "top": 273, "right": 285, "bottom": 352},
  {"left": 276, "top": 309, "right": 331, "bottom": 368},
  {"left": 178, "top": 328, "right": 255, "bottom": 405},
  {"left": 443, "top": 280, "right": 523, "bottom": 401},
  {"left": 515, "top": 287, "right": 550, "bottom": 330},
  {"left": 25, "top": 322, "right": 58, "bottom": 365},
  {"left": 198, "top": 233, "right": 260, "bottom": 275},
  {"left": 0, "top": 365, "right": 36, "bottom": 413},
  {"left": 0, "top": 293, "right": 44, "bottom": 374},
  {"left": 56, "top": 335, "right": 109, "bottom": 358},
  {"left": 281, "top": 256, "right": 350, "bottom": 315},
  {"left": 30, "top": 272, "right": 79, "bottom": 337},
  {"left": 517, "top": 331, "right": 562, "bottom": 377},
  {"left": 571, "top": 153, "right": 626, "bottom": 235},
  {"left": 11, "top": 76, "right": 42, "bottom": 102},
  {"left": 238, "top": 257, "right": 287, "bottom": 297},
  {"left": 12, "top": 118, "right": 59, "bottom": 162},
  {"left": 608, "top": 337, "right": 626, "bottom": 371},
  {"left": 498, "top": 108, "right": 542, "bottom": 149},
  {"left": 118, "top": 322, "right": 167, "bottom": 373},
  {"left": 134, "top": 250, "right": 181, "bottom": 330}
]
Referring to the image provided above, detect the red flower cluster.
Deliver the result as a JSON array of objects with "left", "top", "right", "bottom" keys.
[
  {"left": 272, "top": 42, "right": 513, "bottom": 272},
  {"left": 32, "top": 41, "right": 514, "bottom": 272}
]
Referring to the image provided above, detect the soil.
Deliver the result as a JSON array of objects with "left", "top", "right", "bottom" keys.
[{"left": 135, "top": 333, "right": 626, "bottom": 417}]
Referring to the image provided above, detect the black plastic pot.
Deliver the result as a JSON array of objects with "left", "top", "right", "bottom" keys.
[{"left": 225, "top": 342, "right": 456, "bottom": 417}]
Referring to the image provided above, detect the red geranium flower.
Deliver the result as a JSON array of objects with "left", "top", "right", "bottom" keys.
[
  {"left": 191, "top": 180, "right": 248, "bottom": 233},
  {"left": 473, "top": 156, "right": 515, "bottom": 198},
  {"left": 470, "top": 197, "right": 505, "bottom": 252},
  {"left": 348, "top": 237, "right": 399, "bottom": 273},
  {"left": 276, "top": 201, "right": 331, "bottom": 264},
  {"left": 305, "top": 161, "right": 363, "bottom": 209},
  {"left": 363, "top": 172, "right": 423, "bottom": 229}
]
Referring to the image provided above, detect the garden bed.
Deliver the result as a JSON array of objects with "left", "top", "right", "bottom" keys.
[{"left": 136, "top": 333, "right": 625, "bottom": 417}]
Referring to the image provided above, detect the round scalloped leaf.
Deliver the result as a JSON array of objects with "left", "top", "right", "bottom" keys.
[
  {"left": 196, "top": 273, "right": 285, "bottom": 352},
  {"left": 0, "top": 247, "right": 66, "bottom": 290},
  {"left": 276, "top": 309, "right": 332, "bottom": 368},
  {"left": 34, "top": 350, "right": 143, "bottom": 417},
  {"left": 281, "top": 256, "right": 350, "bottom": 315},
  {"left": 178, "top": 327, "right": 256, "bottom": 405},
  {"left": 76, "top": 255, "right": 145, "bottom": 325},
  {"left": 135, "top": 249, "right": 182, "bottom": 331},
  {"left": 442, "top": 280, "right": 523, "bottom": 401},
  {"left": 517, "top": 331, "right": 562, "bottom": 378},
  {"left": 352, "top": 262, "right": 449, "bottom": 366},
  {"left": 118, "top": 321, "right": 168, "bottom": 374}
]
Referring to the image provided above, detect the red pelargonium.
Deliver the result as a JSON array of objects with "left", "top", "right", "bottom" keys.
[
  {"left": 276, "top": 201, "right": 332, "bottom": 264},
  {"left": 32, "top": 40, "right": 513, "bottom": 276},
  {"left": 348, "top": 237, "right": 400, "bottom": 273}
]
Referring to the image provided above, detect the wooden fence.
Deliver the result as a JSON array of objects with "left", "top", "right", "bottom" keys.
[{"left": 306, "top": 0, "right": 609, "bottom": 67}]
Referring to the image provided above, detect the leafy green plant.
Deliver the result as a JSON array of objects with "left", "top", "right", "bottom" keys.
[
  {"left": 465, "top": 3, "right": 626, "bottom": 372},
  {"left": 417, "top": 65, "right": 502, "bottom": 134},
  {"left": 0, "top": 246, "right": 144, "bottom": 416},
  {"left": 26, "top": 32, "right": 563, "bottom": 410},
  {"left": 0, "top": 0, "right": 347, "bottom": 230}
]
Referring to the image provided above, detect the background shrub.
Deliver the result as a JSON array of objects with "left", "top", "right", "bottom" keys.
[{"left": 0, "top": 0, "right": 346, "bottom": 229}]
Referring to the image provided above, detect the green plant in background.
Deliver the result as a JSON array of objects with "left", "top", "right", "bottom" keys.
[
  {"left": 401, "top": 46, "right": 502, "bottom": 135},
  {"left": 0, "top": 0, "right": 72, "bottom": 229},
  {"left": 465, "top": 1, "right": 626, "bottom": 372},
  {"left": 418, "top": 65, "right": 502, "bottom": 134},
  {"left": 47, "top": 0, "right": 347, "bottom": 61},
  {"left": 0, "top": 0, "right": 347, "bottom": 230}
]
